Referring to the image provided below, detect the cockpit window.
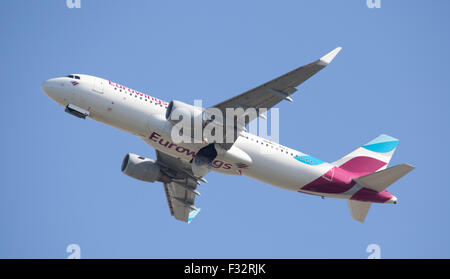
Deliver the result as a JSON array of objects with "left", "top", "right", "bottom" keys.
[{"left": 66, "top": 75, "right": 81, "bottom": 80}]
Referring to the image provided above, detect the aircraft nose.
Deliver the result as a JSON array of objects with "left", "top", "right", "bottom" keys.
[
  {"left": 41, "top": 78, "right": 55, "bottom": 95},
  {"left": 41, "top": 78, "right": 62, "bottom": 100}
]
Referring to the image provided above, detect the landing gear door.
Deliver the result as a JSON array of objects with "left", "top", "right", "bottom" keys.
[{"left": 93, "top": 78, "right": 104, "bottom": 94}]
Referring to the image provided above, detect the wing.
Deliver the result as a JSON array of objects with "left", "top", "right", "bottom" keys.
[
  {"left": 213, "top": 47, "right": 342, "bottom": 117},
  {"left": 156, "top": 150, "right": 203, "bottom": 223},
  {"left": 211, "top": 47, "right": 341, "bottom": 147},
  {"left": 139, "top": 136, "right": 208, "bottom": 223},
  {"left": 163, "top": 181, "right": 200, "bottom": 223}
]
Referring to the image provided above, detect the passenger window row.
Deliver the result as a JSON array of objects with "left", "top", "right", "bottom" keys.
[
  {"left": 113, "top": 87, "right": 167, "bottom": 108},
  {"left": 244, "top": 135, "right": 294, "bottom": 156}
]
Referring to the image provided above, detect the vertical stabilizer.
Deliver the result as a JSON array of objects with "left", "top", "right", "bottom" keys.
[{"left": 333, "top": 134, "right": 399, "bottom": 175}]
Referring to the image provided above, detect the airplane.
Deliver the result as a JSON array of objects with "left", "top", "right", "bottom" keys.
[{"left": 41, "top": 47, "right": 414, "bottom": 223}]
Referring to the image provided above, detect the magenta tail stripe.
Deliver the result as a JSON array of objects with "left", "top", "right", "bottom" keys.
[
  {"left": 350, "top": 188, "right": 394, "bottom": 203},
  {"left": 301, "top": 167, "right": 355, "bottom": 194},
  {"left": 339, "top": 156, "right": 386, "bottom": 176}
]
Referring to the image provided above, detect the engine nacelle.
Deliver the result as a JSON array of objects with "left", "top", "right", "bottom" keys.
[
  {"left": 165, "top": 99, "right": 234, "bottom": 144},
  {"left": 121, "top": 153, "right": 162, "bottom": 183},
  {"left": 165, "top": 100, "right": 209, "bottom": 143},
  {"left": 165, "top": 100, "right": 203, "bottom": 124}
]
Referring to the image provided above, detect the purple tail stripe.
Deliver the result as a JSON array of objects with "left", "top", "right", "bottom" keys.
[
  {"left": 339, "top": 156, "right": 386, "bottom": 176},
  {"left": 350, "top": 188, "right": 394, "bottom": 203},
  {"left": 302, "top": 167, "right": 355, "bottom": 194},
  {"left": 300, "top": 156, "right": 393, "bottom": 203}
]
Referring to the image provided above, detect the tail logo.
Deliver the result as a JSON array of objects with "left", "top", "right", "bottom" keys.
[{"left": 362, "top": 134, "right": 399, "bottom": 153}]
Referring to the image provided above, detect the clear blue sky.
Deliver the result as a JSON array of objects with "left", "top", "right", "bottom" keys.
[{"left": 1, "top": 0, "right": 449, "bottom": 258}]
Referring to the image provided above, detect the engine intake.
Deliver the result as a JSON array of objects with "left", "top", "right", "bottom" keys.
[
  {"left": 121, "top": 153, "right": 162, "bottom": 183},
  {"left": 165, "top": 100, "right": 203, "bottom": 124}
]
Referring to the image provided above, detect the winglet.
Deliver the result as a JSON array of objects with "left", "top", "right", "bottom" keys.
[
  {"left": 319, "top": 47, "right": 342, "bottom": 65},
  {"left": 188, "top": 208, "right": 201, "bottom": 224}
]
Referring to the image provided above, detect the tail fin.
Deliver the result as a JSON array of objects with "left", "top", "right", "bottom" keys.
[
  {"left": 333, "top": 134, "right": 400, "bottom": 175},
  {"left": 347, "top": 164, "right": 414, "bottom": 222},
  {"left": 337, "top": 135, "right": 414, "bottom": 223}
]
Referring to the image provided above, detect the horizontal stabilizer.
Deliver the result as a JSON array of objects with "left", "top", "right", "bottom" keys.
[
  {"left": 353, "top": 164, "right": 415, "bottom": 192},
  {"left": 348, "top": 200, "right": 371, "bottom": 223}
]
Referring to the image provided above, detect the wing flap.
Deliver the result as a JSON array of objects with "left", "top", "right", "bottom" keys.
[
  {"left": 163, "top": 183, "right": 175, "bottom": 216},
  {"left": 164, "top": 181, "right": 200, "bottom": 222},
  {"left": 153, "top": 149, "right": 203, "bottom": 223}
]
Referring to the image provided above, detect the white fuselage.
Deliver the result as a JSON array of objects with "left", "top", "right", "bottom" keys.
[{"left": 42, "top": 74, "right": 340, "bottom": 197}]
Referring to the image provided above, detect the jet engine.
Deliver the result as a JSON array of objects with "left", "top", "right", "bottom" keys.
[
  {"left": 165, "top": 99, "right": 229, "bottom": 144},
  {"left": 121, "top": 153, "right": 167, "bottom": 183},
  {"left": 165, "top": 100, "right": 206, "bottom": 143},
  {"left": 190, "top": 144, "right": 218, "bottom": 177},
  {"left": 165, "top": 100, "right": 203, "bottom": 125}
]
